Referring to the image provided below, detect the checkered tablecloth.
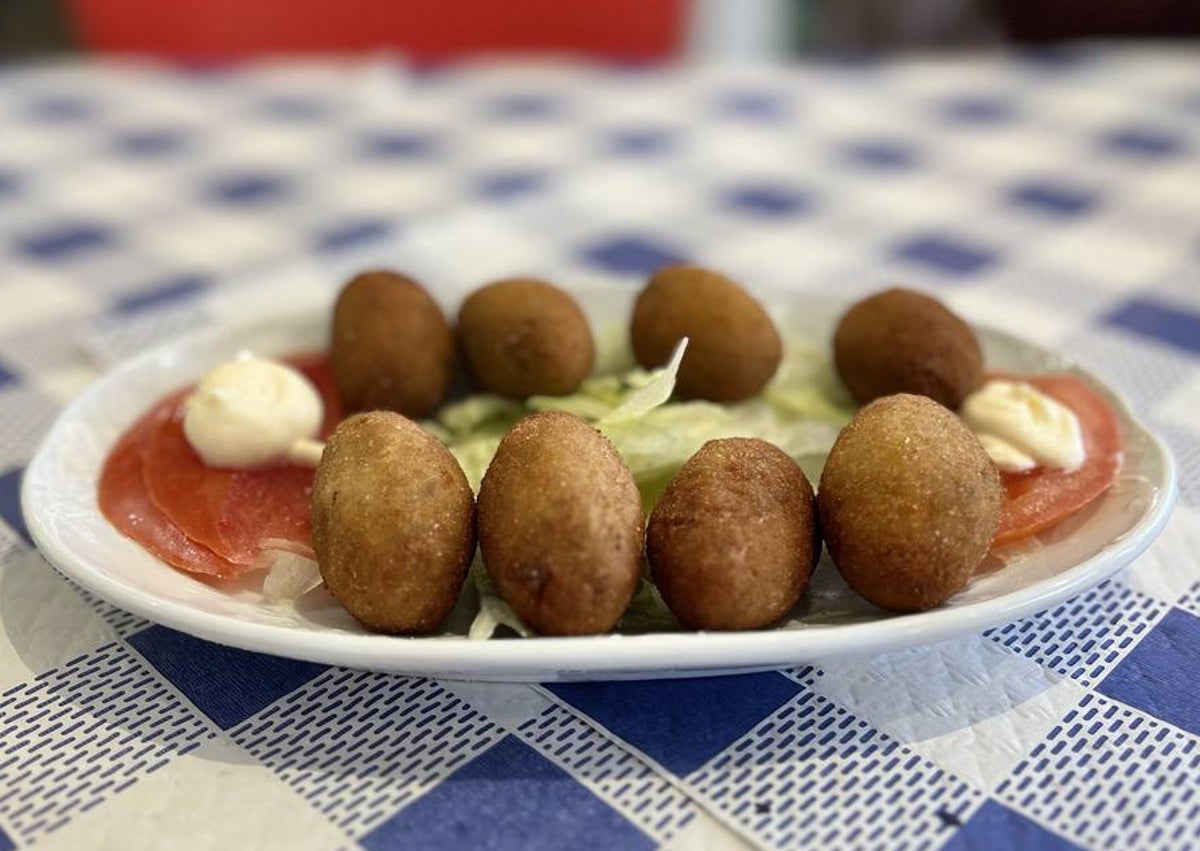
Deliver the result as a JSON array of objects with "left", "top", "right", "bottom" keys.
[{"left": 2, "top": 45, "right": 1200, "bottom": 850}]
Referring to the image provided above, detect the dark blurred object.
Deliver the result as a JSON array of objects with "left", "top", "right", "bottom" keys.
[
  {"left": 0, "top": 0, "right": 75, "bottom": 56},
  {"left": 999, "top": 0, "right": 1200, "bottom": 41},
  {"left": 805, "top": 0, "right": 1200, "bottom": 52},
  {"left": 70, "top": 0, "right": 684, "bottom": 59},
  {"left": 806, "top": 0, "right": 1001, "bottom": 50}
]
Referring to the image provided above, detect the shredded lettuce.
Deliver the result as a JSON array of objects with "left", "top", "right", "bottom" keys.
[
  {"left": 427, "top": 396, "right": 523, "bottom": 491},
  {"left": 430, "top": 332, "right": 852, "bottom": 502},
  {"left": 618, "top": 577, "right": 680, "bottom": 633},
  {"left": 527, "top": 390, "right": 615, "bottom": 421},
  {"left": 591, "top": 322, "right": 638, "bottom": 376},
  {"left": 467, "top": 556, "right": 532, "bottom": 639},
  {"left": 450, "top": 435, "right": 504, "bottom": 493},
  {"left": 595, "top": 337, "right": 849, "bottom": 507},
  {"left": 436, "top": 394, "right": 524, "bottom": 438},
  {"left": 765, "top": 338, "right": 855, "bottom": 425},
  {"left": 432, "top": 329, "right": 854, "bottom": 639},
  {"left": 598, "top": 338, "right": 689, "bottom": 427}
]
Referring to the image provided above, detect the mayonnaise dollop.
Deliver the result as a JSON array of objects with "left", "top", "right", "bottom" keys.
[
  {"left": 960, "top": 379, "right": 1085, "bottom": 473},
  {"left": 183, "top": 353, "right": 324, "bottom": 469}
]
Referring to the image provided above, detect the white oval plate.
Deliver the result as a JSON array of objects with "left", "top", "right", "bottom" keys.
[{"left": 22, "top": 286, "right": 1177, "bottom": 681}]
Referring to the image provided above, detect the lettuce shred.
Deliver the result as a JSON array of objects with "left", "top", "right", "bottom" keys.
[
  {"left": 467, "top": 556, "right": 531, "bottom": 640},
  {"left": 426, "top": 328, "right": 855, "bottom": 640}
]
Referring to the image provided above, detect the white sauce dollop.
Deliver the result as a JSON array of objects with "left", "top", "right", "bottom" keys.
[
  {"left": 961, "top": 379, "right": 1085, "bottom": 473},
  {"left": 183, "top": 353, "right": 324, "bottom": 469}
]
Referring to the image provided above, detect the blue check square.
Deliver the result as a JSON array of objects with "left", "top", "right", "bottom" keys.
[
  {"left": 723, "top": 185, "right": 812, "bottom": 218},
  {"left": 894, "top": 233, "right": 998, "bottom": 276},
  {"left": 941, "top": 95, "right": 1014, "bottom": 123},
  {"left": 944, "top": 801, "right": 1080, "bottom": 850},
  {"left": 1008, "top": 180, "right": 1099, "bottom": 218},
  {"left": 114, "top": 127, "right": 191, "bottom": 158},
  {"left": 206, "top": 173, "right": 291, "bottom": 205},
  {"left": 314, "top": 218, "right": 396, "bottom": 253},
  {"left": 361, "top": 130, "right": 440, "bottom": 159},
  {"left": 26, "top": 94, "right": 94, "bottom": 122},
  {"left": 607, "top": 127, "right": 674, "bottom": 156},
  {"left": 1105, "top": 298, "right": 1200, "bottom": 356},
  {"left": 718, "top": 90, "right": 786, "bottom": 121},
  {"left": 17, "top": 222, "right": 114, "bottom": 262},
  {"left": 478, "top": 170, "right": 548, "bottom": 201},
  {"left": 580, "top": 235, "right": 688, "bottom": 277},
  {"left": 1103, "top": 126, "right": 1186, "bottom": 159},
  {"left": 0, "top": 359, "right": 18, "bottom": 393},
  {"left": 127, "top": 626, "right": 327, "bottom": 729},
  {"left": 0, "top": 466, "right": 30, "bottom": 545},
  {"left": 361, "top": 735, "right": 653, "bottom": 851},
  {"left": 1098, "top": 607, "right": 1200, "bottom": 736},
  {"left": 113, "top": 275, "right": 211, "bottom": 315},
  {"left": 0, "top": 171, "right": 21, "bottom": 198},
  {"left": 547, "top": 672, "right": 801, "bottom": 775},
  {"left": 258, "top": 95, "right": 330, "bottom": 121},
  {"left": 842, "top": 139, "right": 918, "bottom": 170},
  {"left": 487, "top": 93, "right": 560, "bottom": 120}
]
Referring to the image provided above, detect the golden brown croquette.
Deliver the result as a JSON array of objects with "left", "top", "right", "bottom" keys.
[
  {"left": 311, "top": 412, "right": 475, "bottom": 633},
  {"left": 331, "top": 270, "right": 455, "bottom": 417},
  {"left": 457, "top": 278, "right": 595, "bottom": 399},
  {"left": 631, "top": 265, "right": 782, "bottom": 402},
  {"left": 833, "top": 287, "right": 983, "bottom": 409},
  {"left": 648, "top": 438, "right": 819, "bottom": 630},
  {"left": 817, "top": 394, "right": 1002, "bottom": 612},
  {"left": 477, "top": 411, "right": 644, "bottom": 636}
]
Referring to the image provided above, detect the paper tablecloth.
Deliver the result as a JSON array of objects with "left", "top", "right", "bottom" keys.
[{"left": 1, "top": 47, "right": 1200, "bottom": 850}]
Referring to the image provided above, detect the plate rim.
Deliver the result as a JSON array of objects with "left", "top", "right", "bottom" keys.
[{"left": 20, "top": 289, "right": 1179, "bottom": 680}]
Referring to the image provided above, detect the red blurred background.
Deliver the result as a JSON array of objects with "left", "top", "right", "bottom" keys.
[
  {"left": 1, "top": 0, "right": 1197, "bottom": 59},
  {"left": 70, "top": 0, "right": 685, "bottom": 60}
]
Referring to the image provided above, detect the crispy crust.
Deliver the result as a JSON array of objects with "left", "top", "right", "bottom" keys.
[
  {"left": 477, "top": 411, "right": 644, "bottom": 635},
  {"left": 311, "top": 411, "right": 475, "bottom": 633},
  {"left": 817, "top": 394, "right": 1002, "bottom": 612},
  {"left": 331, "top": 270, "right": 455, "bottom": 417},
  {"left": 648, "top": 438, "right": 818, "bottom": 630},
  {"left": 833, "top": 287, "right": 983, "bottom": 409},
  {"left": 631, "top": 265, "right": 782, "bottom": 402},
  {"left": 457, "top": 278, "right": 595, "bottom": 399}
]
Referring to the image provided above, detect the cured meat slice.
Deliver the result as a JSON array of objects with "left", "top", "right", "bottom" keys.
[
  {"left": 98, "top": 390, "right": 236, "bottom": 577},
  {"left": 140, "top": 356, "right": 338, "bottom": 565},
  {"left": 98, "top": 354, "right": 340, "bottom": 576}
]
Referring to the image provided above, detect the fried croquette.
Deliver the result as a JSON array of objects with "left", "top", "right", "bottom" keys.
[
  {"left": 311, "top": 411, "right": 475, "bottom": 633},
  {"left": 818, "top": 394, "right": 1002, "bottom": 612},
  {"left": 331, "top": 270, "right": 455, "bottom": 418},
  {"left": 477, "top": 411, "right": 644, "bottom": 635},
  {"left": 631, "top": 265, "right": 782, "bottom": 402},
  {"left": 648, "top": 438, "right": 819, "bottom": 630},
  {"left": 457, "top": 277, "right": 595, "bottom": 399},
  {"left": 833, "top": 287, "right": 983, "bottom": 409}
]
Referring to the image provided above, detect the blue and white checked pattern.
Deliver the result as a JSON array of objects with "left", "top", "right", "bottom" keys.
[{"left": 2, "top": 47, "right": 1200, "bottom": 849}]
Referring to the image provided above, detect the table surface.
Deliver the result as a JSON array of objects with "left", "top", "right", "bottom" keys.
[{"left": 1, "top": 46, "right": 1199, "bottom": 851}]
